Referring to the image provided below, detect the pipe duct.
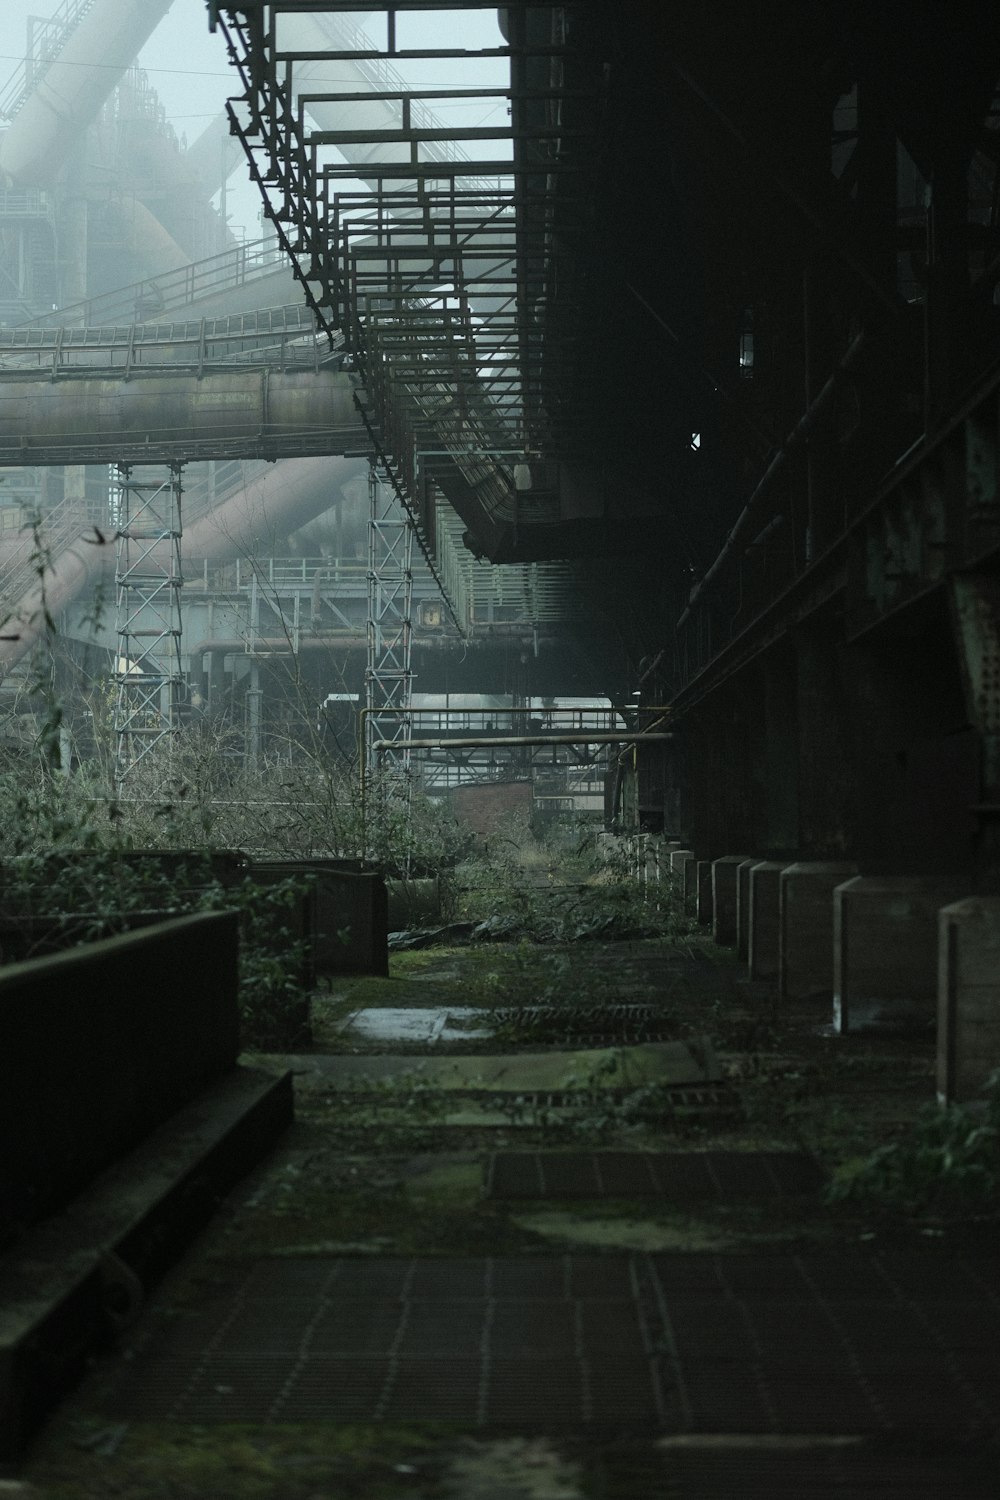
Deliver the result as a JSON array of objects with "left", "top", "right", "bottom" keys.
[
  {"left": 0, "top": 454, "right": 356, "bottom": 673},
  {"left": 0, "top": 0, "right": 177, "bottom": 188},
  {"left": 0, "top": 369, "right": 369, "bottom": 466}
]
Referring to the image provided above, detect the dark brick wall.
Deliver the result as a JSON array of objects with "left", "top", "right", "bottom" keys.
[{"left": 451, "top": 780, "right": 532, "bottom": 836}]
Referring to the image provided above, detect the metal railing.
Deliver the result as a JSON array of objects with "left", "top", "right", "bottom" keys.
[
  {"left": 233, "top": 556, "right": 367, "bottom": 591},
  {"left": 15, "top": 238, "right": 291, "bottom": 331},
  {"left": 0, "top": 303, "right": 327, "bottom": 376},
  {"left": 0, "top": 0, "right": 97, "bottom": 122}
]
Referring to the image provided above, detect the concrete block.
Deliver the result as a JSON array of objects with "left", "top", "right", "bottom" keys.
[
  {"left": 696, "top": 860, "right": 714, "bottom": 925},
  {"left": 0, "top": 912, "right": 239, "bottom": 1244},
  {"left": 0, "top": 1065, "right": 292, "bottom": 1460},
  {"left": 938, "top": 898, "right": 1000, "bottom": 1102},
  {"left": 736, "top": 860, "right": 755, "bottom": 961},
  {"left": 669, "top": 850, "right": 694, "bottom": 909},
  {"left": 748, "top": 862, "right": 791, "bottom": 980},
  {"left": 643, "top": 839, "right": 669, "bottom": 890},
  {"left": 252, "top": 860, "right": 388, "bottom": 978},
  {"left": 834, "top": 876, "right": 971, "bottom": 1033},
  {"left": 684, "top": 855, "right": 700, "bottom": 913},
  {"left": 779, "top": 862, "right": 859, "bottom": 1002},
  {"left": 712, "top": 855, "right": 752, "bottom": 947}
]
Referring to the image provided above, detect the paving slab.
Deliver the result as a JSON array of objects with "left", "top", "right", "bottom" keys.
[
  {"left": 485, "top": 1151, "right": 823, "bottom": 1200},
  {"left": 286, "top": 1038, "right": 721, "bottom": 1092},
  {"left": 652, "top": 1438, "right": 1000, "bottom": 1498}
]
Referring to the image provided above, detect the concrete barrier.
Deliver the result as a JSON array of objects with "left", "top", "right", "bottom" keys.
[
  {"left": 834, "top": 876, "right": 970, "bottom": 1033},
  {"left": 0, "top": 912, "right": 292, "bottom": 1459},
  {"left": 779, "top": 862, "right": 859, "bottom": 1002},
  {"left": 748, "top": 862, "right": 790, "bottom": 981},
  {"left": 684, "top": 854, "right": 700, "bottom": 914},
  {"left": 696, "top": 859, "right": 714, "bottom": 925},
  {"left": 670, "top": 849, "right": 694, "bottom": 914},
  {"left": 257, "top": 859, "right": 388, "bottom": 977},
  {"left": 736, "top": 860, "right": 755, "bottom": 962},
  {"left": 938, "top": 897, "right": 1000, "bottom": 1103},
  {"left": 0, "top": 912, "right": 240, "bottom": 1245},
  {"left": 712, "top": 855, "right": 752, "bottom": 947}
]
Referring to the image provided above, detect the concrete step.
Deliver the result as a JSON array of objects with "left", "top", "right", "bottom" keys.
[{"left": 0, "top": 1065, "right": 293, "bottom": 1461}]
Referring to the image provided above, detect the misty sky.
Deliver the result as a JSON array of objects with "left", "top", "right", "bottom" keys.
[{"left": 0, "top": 3, "right": 507, "bottom": 240}]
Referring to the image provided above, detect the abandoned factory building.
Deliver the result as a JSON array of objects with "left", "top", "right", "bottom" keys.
[{"left": 2, "top": 2, "right": 1000, "bottom": 1496}]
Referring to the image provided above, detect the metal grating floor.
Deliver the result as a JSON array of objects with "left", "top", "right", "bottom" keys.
[
  {"left": 653, "top": 1443, "right": 1000, "bottom": 1498},
  {"left": 95, "top": 1251, "right": 1000, "bottom": 1434},
  {"left": 486, "top": 1151, "right": 824, "bottom": 1200}
]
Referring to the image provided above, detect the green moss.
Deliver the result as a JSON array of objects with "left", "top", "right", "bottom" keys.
[
  {"left": 27, "top": 1421, "right": 449, "bottom": 1500},
  {"left": 404, "top": 1160, "right": 482, "bottom": 1208}
]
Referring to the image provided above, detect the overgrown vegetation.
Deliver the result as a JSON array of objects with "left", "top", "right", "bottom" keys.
[
  {"left": 449, "top": 812, "right": 693, "bottom": 942},
  {"left": 826, "top": 1071, "right": 1000, "bottom": 1219}
]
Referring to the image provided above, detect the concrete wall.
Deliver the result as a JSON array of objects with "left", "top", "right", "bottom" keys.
[
  {"left": 253, "top": 860, "right": 389, "bottom": 976},
  {"left": 0, "top": 912, "right": 239, "bottom": 1246}
]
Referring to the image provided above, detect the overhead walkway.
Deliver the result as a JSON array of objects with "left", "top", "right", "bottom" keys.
[
  {"left": 15, "top": 238, "right": 300, "bottom": 331},
  {"left": 0, "top": 302, "right": 331, "bottom": 375},
  {"left": 0, "top": 0, "right": 97, "bottom": 123}
]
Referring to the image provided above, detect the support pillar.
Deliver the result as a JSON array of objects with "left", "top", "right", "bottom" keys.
[
  {"left": 113, "top": 462, "right": 184, "bottom": 788},
  {"left": 938, "top": 897, "right": 1000, "bottom": 1102},
  {"left": 949, "top": 574, "right": 1000, "bottom": 883}
]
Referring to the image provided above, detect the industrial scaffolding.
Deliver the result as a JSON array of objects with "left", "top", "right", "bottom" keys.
[
  {"left": 113, "top": 462, "right": 184, "bottom": 786},
  {"left": 365, "top": 462, "right": 414, "bottom": 777},
  {"left": 212, "top": 3, "right": 593, "bottom": 558}
]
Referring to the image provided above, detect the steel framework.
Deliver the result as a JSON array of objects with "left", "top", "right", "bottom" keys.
[
  {"left": 211, "top": 3, "right": 596, "bottom": 557},
  {"left": 365, "top": 463, "right": 413, "bottom": 779},
  {"left": 113, "top": 462, "right": 184, "bottom": 785}
]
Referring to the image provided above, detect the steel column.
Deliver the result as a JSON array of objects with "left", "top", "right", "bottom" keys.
[{"left": 113, "top": 462, "right": 184, "bottom": 787}]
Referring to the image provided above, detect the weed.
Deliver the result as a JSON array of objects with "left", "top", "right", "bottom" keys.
[{"left": 826, "top": 1071, "right": 1000, "bottom": 1218}]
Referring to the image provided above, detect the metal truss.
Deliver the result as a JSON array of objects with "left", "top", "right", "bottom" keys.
[
  {"left": 113, "top": 463, "right": 184, "bottom": 786},
  {"left": 211, "top": 3, "right": 597, "bottom": 555},
  {"left": 365, "top": 463, "right": 413, "bottom": 782},
  {"left": 415, "top": 733, "right": 618, "bottom": 794}
]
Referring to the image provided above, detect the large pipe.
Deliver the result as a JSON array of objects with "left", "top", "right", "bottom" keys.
[
  {"left": 102, "top": 197, "right": 193, "bottom": 280},
  {"left": 184, "top": 109, "right": 250, "bottom": 198},
  {"left": 180, "top": 456, "right": 351, "bottom": 561},
  {"left": 0, "top": 454, "right": 355, "bottom": 673},
  {"left": 0, "top": 369, "right": 369, "bottom": 466},
  {"left": 0, "top": 0, "right": 176, "bottom": 188}
]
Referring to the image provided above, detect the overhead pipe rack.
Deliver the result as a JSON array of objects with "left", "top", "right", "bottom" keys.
[{"left": 211, "top": 3, "right": 605, "bottom": 560}]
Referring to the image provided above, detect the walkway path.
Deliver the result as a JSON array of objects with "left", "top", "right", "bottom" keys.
[{"left": 17, "top": 937, "right": 1000, "bottom": 1498}]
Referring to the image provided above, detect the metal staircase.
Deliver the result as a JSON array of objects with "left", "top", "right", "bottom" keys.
[{"left": 0, "top": 0, "right": 97, "bottom": 123}]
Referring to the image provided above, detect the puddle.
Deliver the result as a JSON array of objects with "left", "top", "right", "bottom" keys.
[{"left": 338, "top": 1007, "right": 494, "bottom": 1043}]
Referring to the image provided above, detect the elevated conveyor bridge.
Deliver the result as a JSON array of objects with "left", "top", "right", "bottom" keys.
[
  {"left": 0, "top": 303, "right": 331, "bottom": 376},
  {"left": 14, "top": 237, "right": 299, "bottom": 331}
]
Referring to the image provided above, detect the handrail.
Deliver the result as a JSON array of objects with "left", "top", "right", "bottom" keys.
[
  {"left": 14, "top": 239, "right": 289, "bottom": 331},
  {"left": 0, "top": 0, "right": 96, "bottom": 122}
]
